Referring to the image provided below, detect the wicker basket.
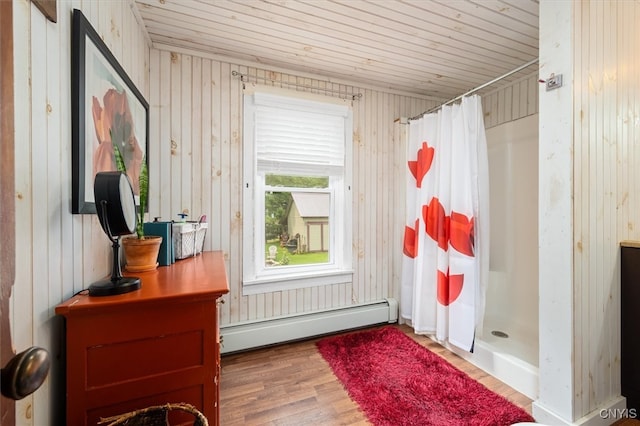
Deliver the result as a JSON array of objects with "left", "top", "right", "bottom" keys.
[
  {"left": 172, "top": 222, "right": 208, "bottom": 259},
  {"left": 97, "top": 402, "right": 208, "bottom": 426}
]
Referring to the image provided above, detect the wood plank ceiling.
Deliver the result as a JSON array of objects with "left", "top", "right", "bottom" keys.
[{"left": 134, "top": 0, "right": 539, "bottom": 100}]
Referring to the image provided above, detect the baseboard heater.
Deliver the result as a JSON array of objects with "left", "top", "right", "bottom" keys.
[{"left": 220, "top": 298, "right": 398, "bottom": 354}]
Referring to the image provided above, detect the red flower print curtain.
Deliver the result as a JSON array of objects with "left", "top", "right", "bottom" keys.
[{"left": 401, "top": 96, "right": 490, "bottom": 352}]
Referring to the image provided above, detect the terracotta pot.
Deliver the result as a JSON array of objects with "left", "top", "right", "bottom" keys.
[{"left": 122, "top": 236, "right": 163, "bottom": 272}]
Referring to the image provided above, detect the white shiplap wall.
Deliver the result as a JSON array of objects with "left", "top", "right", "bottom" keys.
[
  {"left": 572, "top": 0, "right": 640, "bottom": 419},
  {"left": 537, "top": 1, "right": 640, "bottom": 423},
  {"left": 483, "top": 72, "right": 539, "bottom": 129},
  {"left": 12, "top": 0, "right": 149, "bottom": 424},
  {"left": 148, "top": 48, "right": 438, "bottom": 326}
]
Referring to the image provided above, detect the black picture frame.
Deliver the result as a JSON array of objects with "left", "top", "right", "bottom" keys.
[{"left": 71, "top": 9, "right": 149, "bottom": 214}]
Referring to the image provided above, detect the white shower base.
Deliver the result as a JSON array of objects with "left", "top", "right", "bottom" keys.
[{"left": 445, "top": 315, "right": 539, "bottom": 400}]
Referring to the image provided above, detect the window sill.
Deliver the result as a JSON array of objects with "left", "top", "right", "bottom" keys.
[{"left": 242, "top": 269, "right": 354, "bottom": 295}]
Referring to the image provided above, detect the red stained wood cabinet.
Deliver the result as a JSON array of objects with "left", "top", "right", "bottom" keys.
[{"left": 55, "top": 251, "right": 229, "bottom": 426}]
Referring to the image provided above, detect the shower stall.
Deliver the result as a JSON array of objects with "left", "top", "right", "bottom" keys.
[{"left": 453, "top": 113, "right": 539, "bottom": 399}]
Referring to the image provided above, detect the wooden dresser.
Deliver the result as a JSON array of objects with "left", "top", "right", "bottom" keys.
[
  {"left": 55, "top": 251, "right": 229, "bottom": 425},
  {"left": 621, "top": 241, "right": 640, "bottom": 412}
]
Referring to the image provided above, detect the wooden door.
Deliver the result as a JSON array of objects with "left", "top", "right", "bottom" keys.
[{"left": 0, "top": 0, "right": 16, "bottom": 424}]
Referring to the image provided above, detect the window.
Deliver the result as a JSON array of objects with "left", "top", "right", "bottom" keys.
[{"left": 242, "top": 87, "right": 353, "bottom": 294}]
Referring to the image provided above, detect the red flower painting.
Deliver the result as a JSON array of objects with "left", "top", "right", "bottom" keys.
[{"left": 91, "top": 88, "right": 144, "bottom": 194}]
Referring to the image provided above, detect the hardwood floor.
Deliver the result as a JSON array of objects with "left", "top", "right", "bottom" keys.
[{"left": 219, "top": 324, "right": 532, "bottom": 425}]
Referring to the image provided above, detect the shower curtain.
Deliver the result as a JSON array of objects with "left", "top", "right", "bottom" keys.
[{"left": 400, "top": 95, "right": 489, "bottom": 352}]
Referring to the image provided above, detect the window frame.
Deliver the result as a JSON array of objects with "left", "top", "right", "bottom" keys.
[{"left": 242, "top": 85, "right": 353, "bottom": 295}]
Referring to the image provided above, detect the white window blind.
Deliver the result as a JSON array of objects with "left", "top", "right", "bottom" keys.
[{"left": 253, "top": 93, "right": 348, "bottom": 176}]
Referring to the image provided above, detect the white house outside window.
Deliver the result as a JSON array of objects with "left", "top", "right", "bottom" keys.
[{"left": 242, "top": 86, "right": 353, "bottom": 295}]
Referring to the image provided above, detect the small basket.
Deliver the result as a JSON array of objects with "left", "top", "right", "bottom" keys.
[
  {"left": 97, "top": 402, "right": 208, "bottom": 426},
  {"left": 172, "top": 222, "right": 208, "bottom": 259}
]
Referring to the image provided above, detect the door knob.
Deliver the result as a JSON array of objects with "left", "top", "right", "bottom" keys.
[{"left": 1, "top": 346, "right": 50, "bottom": 400}]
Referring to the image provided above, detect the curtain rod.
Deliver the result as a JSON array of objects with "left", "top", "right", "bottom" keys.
[
  {"left": 408, "top": 58, "right": 539, "bottom": 121},
  {"left": 231, "top": 70, "right": 363, "bottom": 101}
]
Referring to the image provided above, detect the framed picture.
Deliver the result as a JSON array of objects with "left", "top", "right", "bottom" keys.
[{"left": 71, "top": 9, "right": 148, "bottom": 214}]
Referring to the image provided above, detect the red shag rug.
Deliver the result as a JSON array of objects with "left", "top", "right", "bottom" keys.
[{"left": 316, "top": 326, "right": 535, "bottom": 426}]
